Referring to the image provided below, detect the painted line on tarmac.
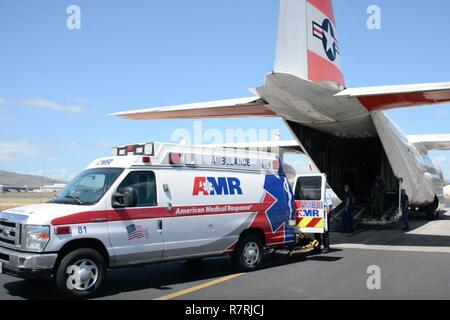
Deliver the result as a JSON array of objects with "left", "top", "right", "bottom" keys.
[
  {"left": 334, "top": 243, "right": 450, "bottom": 254},
  {"left": 154, "top": 273, "right": 246, "bottom": 300}
]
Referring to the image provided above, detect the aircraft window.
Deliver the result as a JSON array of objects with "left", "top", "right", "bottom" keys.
[{"left": 295, "top": 176, "right": 322, "bottom": 201}]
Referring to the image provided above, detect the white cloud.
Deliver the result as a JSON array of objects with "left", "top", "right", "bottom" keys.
[
  {"left": 68, "top": 141, "right": 81, "bottom": 149},
  {"left": 0, "top": 140, "right": 42, "bottom": 163},
  {"left": 88, "top": 142, "right": 117, "bottom": 149},
  {"left": 23, "top": 97, "right": 86, "bottom": 114},
  {"left": 45, "top": 169, "right": 75, "bottom": 181},
  {"left": 0, "top": 108, "right": 12, "bottom": 121},
  {"left": 0, "top": 97, "right": 6, "bottom": 105},
  {"left": 436, "top": 109, "right": 447, "bottom": 117}
]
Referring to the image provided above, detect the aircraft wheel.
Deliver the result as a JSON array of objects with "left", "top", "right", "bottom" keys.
[{"left": 425, "top": 200, "right": 438, "bottom": 221}]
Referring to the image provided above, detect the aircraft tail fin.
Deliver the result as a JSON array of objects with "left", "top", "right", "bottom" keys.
[{"left": 274, "top": 0, "right": 345, "bottom": 87}]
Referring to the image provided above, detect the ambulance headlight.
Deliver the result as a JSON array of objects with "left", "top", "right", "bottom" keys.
[{"left": 21, "top": 225, "right": 50, "bottom": 252}]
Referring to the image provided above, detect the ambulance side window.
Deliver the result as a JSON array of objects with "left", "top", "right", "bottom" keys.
[
  {"left": 117, "top": 171, "right": 157, "bottom": 207},
  {"left": 295, "top": 176, "right": 321, "bottom": 201}
]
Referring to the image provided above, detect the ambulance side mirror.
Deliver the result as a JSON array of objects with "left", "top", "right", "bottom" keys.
[{"left": 112, "top": 187, "right": 138, "bottom": 208}]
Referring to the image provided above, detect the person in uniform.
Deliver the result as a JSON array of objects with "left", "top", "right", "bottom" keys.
[
  {"left": 313, "top": 190, "right": 334, "bottom": 253},
  {"left": 371, "top": 176, "right": 385, "bottom": 217},
  {"left": 371, "top": 179, "right": 380, "bottom": 217},
  {"left": 322, "top": 191, "right": 333, "bottom": 253},
  {"left": 342, "top": 185, "right": 355, "bottom": 233},
  {"left": 401, "top": 189, "right": 410, "bottom": 231}
]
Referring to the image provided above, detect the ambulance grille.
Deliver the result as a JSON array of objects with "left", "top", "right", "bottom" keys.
[{"left": 0, "top": 220, "right": 21, "bottom": 248}]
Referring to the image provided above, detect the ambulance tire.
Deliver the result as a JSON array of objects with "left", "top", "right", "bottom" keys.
[
  {"left": 232, "top": 234, "right": 263, "bottom": 271},
  {"left": 55, "top": 248, "right": 107, "bottom": 299}
]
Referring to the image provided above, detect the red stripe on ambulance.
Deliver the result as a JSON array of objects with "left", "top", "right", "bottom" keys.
[{"left": 51, "top": 201, "right": 275, "bottom": 226}]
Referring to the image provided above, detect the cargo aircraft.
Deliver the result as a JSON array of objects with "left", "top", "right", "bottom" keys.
[{"left": 112, "top": 0, "right": 450, "bottom": 220}]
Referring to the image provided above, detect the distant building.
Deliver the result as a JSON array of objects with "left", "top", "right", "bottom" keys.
[
  {"left": 34, "top": 183, "right": 67, "bottom": 193},
  {"left": 0, "top": 185, "right": 28, "bottom": 193}
]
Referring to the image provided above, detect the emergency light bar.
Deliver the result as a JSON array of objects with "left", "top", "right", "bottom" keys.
[
  {"left": 169, "top": 153, "right": 182, "bottom": 165},
  {"left": 184, "top": 153, "right": 196, "bottom": 166},
  {"left": 108, "top": 142, "right": 281, "bottom": 172},
  {"left": 112, "top": 142, "right": 155, "bottom": 157}
]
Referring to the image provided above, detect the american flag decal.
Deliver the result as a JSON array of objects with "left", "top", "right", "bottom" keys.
[{"left": 126, "top": 224, "right": 149, "bottom": 240}]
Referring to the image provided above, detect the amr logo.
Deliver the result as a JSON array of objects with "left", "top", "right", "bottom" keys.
[
  {"left": 312, "top": 18, "right": 340, "bottom": 62},
  {"left": 192, "top": 177, "right": 243, "bottom": 196}
]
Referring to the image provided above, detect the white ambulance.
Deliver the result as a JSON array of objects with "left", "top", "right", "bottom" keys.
[{"left": 0, "top": 142, "right": 300, "bottom": 297}]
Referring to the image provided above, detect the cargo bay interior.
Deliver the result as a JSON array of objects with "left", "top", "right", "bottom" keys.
[{"left": 283, "top": 120, "right": 400, "bottom": 225}]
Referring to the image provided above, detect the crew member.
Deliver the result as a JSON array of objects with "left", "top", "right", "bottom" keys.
[
  {"left": 370, "top": 180, "right": 379, "bottom": 216},
  {"left": 401, "top": 189, "right": 410, "bottom": 231},
  {"left": 371, "top": 176, "right": 385, "bottom": 217},
  {"left": 322, "top": 191, "right": 333, "bottom": 253},
  {"left": 377, "top": 176, "right": 385, "bottom": 216},
  {"left": 313, "top": 191, "right": 333, "bottom": 253},
  {"left": 342, "top": 185, "right": 355, "bottom": 233}
]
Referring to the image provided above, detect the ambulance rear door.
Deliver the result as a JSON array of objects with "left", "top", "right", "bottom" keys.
[{"left": 293, "top": 174, "right": 327, "bottom": 234}]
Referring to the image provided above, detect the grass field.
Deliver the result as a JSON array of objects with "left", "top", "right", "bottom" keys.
[{"left": 0, "top": 193, "right": 56, "bottom": 211}]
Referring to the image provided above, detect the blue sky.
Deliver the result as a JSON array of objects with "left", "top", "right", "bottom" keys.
[{"left": 0, "top": 0, "right": 449, "bottom": 182}]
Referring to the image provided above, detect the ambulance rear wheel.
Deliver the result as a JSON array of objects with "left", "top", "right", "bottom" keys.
[
  {"left": 55, "top": 248, "right": 107, "bottom": 299},
  {"left": 232, "top": 234, "right": 263, "bottom": 271}
]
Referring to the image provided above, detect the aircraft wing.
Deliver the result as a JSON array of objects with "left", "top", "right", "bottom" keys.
[
  {"left": 336, "top": 82, "right": 450, "bottom": 112},
  {"left": 203, "top": 140, "right": 300, "bottom": 149},
  {"left": 408, "top": 134, "right": 450, "bottom": 151},
  {"left": 111, "top": 97, "right": 276, "bottom": 120}
]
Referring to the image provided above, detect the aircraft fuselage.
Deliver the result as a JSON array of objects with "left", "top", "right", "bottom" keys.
[{"left": 257, "top": 73, "right": 444, "bottom": 208}]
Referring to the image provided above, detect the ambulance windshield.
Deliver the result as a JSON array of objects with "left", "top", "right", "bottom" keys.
[{"left": 50, "top": 168, "right": 123, "bottom": 205}]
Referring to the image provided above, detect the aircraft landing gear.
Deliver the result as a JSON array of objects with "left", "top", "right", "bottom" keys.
[{"left": 424, "top": 196, "right": 439, "bottom": 221}]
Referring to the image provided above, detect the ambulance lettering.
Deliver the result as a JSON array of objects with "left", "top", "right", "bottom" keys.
[
  {"left": 96, "top": 159, "right": 114, "bottom": 166},
  {"left": 192, "top": 177, "right": 243, "bottom": 196},
  {"left": 302, "top": 209, "right": 320, "bottom": 217},
  {"left": 296, "top": 201, "right": 323, "bottom": 218}
]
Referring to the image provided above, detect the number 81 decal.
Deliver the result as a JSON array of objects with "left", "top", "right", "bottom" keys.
[{"left": 77, "top": 226, "right": 87, "bottom": 234}]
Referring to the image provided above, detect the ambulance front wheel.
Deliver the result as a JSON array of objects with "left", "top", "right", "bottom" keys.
[
  {"left": 55, "top": 248, "right": 107, "bottom": 299},
  {"left": 232, "top": 234, "right": 263, "bottom": 271}
]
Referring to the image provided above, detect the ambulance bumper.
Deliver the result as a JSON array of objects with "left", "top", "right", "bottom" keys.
[{"left": 0, "top": 245, "right": 57, "bottom": 279}]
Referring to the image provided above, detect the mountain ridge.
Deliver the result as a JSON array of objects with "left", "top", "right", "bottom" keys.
[{"left": 0, "top": 170, "right": 66, "bottom": 189}]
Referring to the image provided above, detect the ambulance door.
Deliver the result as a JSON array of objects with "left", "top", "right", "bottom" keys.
[
  {"left": 108, "top": 170, "right": 165, "bottom": 266},
  {"left": 293, "top": 174, "right": 327, "bottom": 234},
  {"left": 161, "top": 170, "right": 249, "bottom": 260},
  {"left": 161, "top": 170, "right": 218, "bottom": 260}
]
